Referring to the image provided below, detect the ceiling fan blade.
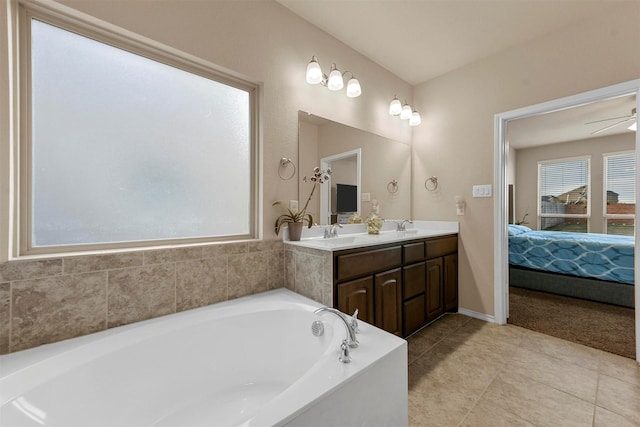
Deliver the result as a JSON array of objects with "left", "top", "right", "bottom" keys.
[
  {"left": 585, "top": 114, "right": 632, "bottom": 125},
  {"left": 590, "top": 117, "right": 634, "bottom": 135}
]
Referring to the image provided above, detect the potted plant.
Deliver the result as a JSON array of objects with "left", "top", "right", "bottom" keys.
[{"left": 274, "top": 166, "right": 331, "bottom": 241}]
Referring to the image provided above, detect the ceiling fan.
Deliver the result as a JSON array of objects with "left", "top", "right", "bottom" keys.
[{"left": 586, "top": 107, "right": 637, "bottom": 135}]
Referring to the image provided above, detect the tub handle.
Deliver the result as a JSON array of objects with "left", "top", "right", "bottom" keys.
[
  {"left": 339, "top": 339, "right": 352, "bottom": 363},
  {"left": 350, "top": 309, "right": 360, "bottom": 334}
]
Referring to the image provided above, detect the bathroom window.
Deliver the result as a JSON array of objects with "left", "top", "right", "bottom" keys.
[
  {"left": 538, "top": 157, "right": 591, "bottom": 233},
  {"left": 603, "top": 152, "right": 636, "bottom": 236},
  {"left": 19, "top": 9, "right": 257, "bottom": 255}
]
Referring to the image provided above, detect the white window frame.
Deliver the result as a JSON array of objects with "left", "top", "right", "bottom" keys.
[
  {"left": 603, "top": 150, "right": 635, "bottom": 235},
  {"left": 537, "top": 156, "right": 591, "bottom": 232},
  {"left": 14, "top": 2, "right": 259, "bottom": 257}
]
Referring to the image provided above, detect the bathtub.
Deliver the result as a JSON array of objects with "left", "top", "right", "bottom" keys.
[{"left": 0, "top": 288, "right": 407, "bottom": 426}]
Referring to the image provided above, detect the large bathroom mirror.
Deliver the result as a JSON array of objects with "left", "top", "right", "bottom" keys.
[{"left": 298, "top": 111, "right": 411, "bottom": 225}]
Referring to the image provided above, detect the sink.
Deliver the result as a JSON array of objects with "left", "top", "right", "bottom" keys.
[{"left": 300, "top": 235, "right": 374, "bottom": 247}]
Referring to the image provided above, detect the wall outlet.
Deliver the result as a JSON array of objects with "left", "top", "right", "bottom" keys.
[
  {"left": 289, "top": 200, "right": 299, "bottom": 211},
  {"left": 472, "top": 184, "right": 492, "bottom": 198},
  {"left": 361, "top": 192, "right": 371, "bottom": 202}
]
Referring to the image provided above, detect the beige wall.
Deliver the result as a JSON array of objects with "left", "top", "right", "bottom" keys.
[
  {"left": 515, "top": 133, "right": 635, "bottom": 233},
  {"left": 412, "top": 2, "right": 640, "bottom": 316}
]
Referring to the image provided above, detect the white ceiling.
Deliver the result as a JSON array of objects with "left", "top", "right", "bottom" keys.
[
  {"left": 278, "top": 0, "right": 637, "bottom": 147},
  {"left": 277, "top": 0, "right": 615, "bottom": 85}
]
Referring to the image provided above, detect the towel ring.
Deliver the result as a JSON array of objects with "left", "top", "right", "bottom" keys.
[
  {"left": 424, "top": 176, "right": 438, "bottom": 191},
  {"left": 278, "top": 157, "right": 296, "bottom": 180},
  {"left": 387, "top": 180, "right": 399, "bottom": 194}
]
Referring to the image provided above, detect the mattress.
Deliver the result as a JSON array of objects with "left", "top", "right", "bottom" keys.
[{"left": 508, "top": 225, "right": 635, "bottom": 285}]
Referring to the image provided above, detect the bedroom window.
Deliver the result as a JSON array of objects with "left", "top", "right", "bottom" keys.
[
  {"left": 603, "top": 152, "right": 635, "bottom": 236},
  {"left": 19, "top": 9, "right": 257, "bottom": 255},
  {"left": 538, "top": 157, "right": 590, "bottom": 233}
]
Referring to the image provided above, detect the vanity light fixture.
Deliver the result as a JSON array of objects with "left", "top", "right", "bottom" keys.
[
  {"left": 305, "top": 56, "right": 361, "bottom": 98},
  {"left": 389, "top": 96, "right": 421, "bottom": 126}
]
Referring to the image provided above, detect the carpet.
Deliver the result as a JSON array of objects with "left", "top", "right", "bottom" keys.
[{"left": 508, "top": 286, "right": 636, "bottom": 359}]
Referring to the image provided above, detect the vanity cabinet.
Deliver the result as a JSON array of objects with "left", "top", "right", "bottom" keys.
[{"left": 334, "top": 234, "right": 458, "bottom": 338}]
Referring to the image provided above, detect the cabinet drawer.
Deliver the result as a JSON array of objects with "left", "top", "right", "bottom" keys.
[
  {"left": 336, "top": 246, "right": 402, "bottom": 282},
  {"left": 402, "top": 262, "right": 426, "bottom": 300},
  {"left": 403, "top": 242, "right": 425, "bottom": 264},
  {"left": 426, "top": 236, "right": 458, "bottom": 259},
  {"left": 403, "top": 295, "right": 426, "bottom": 336}
]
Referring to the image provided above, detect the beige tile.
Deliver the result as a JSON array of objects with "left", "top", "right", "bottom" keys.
[
  {"left": 599, "top": 351, "right": 640, "bottom": 388},
  {"left": 267, "top": 249, "right": 284, "bottom": 289},
  {"left": 597, "top": 373, "right": 640, "bottom": 424},
  {"left": 176, "top": 258, "right": 227, "bottom": 311},
  {"left": 201, "top": 242, "right": 248, "bottom": 258},
  {"left": 11, "top": 273, "right": 107, "bottom": 351},
  {"left": 293, "top": 251, "right": 325, "bottom": 303},
  {"left": 518, "top": 328, "right": 602, "bottom": 370},
  {"left": 143, "top": 247, "right": 203, "bottom": 265},
  {"left": 480, "top": 371, "right": 595, "bottom": 426},
  {"left": 228, "top": 252, "right": 269, "bottom": 299},
  {"left": 63, "top": 252, "right": 142, "bottom": 274},
  {"left": 408, "top": 386, "right": 477, "bottom": 427},
  {"left": 594, "top": 406, "right": 638, "bottom": 427},
  {"left": 248, "top": 239, "right": 283, "bottom": 253},
  {"left": 461, "top": 396, "right": 535, "bottom": 427},
  {"left": 0, "top": 282, "right": 9, "bottom": 354},
  {"left": 107, "top": 264, "right": 176, "bottom": 328},
  {"left": 0, "top": 258, "right": 62, "bottom": 282},
  {"left": 507, "top": 346, "right": 599, "bottom": 403},
  {"left": 407, "top": 324, "right": 448, "bottom": 364},
  {"left": 284, "top": 250, "right": 295, "bottom": 290}
]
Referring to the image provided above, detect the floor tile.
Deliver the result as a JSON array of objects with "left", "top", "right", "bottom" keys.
[
  {"left": 597, "top": 373, "right": 640, "bottom": 424},
  {"left": 460, "top": 396, "right": 535, "bottom": 427},
  {"left": 517, "top": 328, "right": 602, "bottom": 371},
  {"left": 598, "top": 351, "right": 640, "bottom": 387},
  {"left": 594, "top": 406, "right": 638, "bottom": 427},
  {"left": 408, "top": 386, "right": 477, "bottom": 427}
]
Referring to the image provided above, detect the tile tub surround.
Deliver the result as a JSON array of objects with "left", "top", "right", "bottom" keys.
[{"left": 0, "top": 240, "right": 284, "bottom": 354}]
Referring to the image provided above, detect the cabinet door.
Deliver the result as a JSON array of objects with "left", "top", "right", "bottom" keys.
[
  {"left": 403, "top": 295, "right": 425, "bottom": 336},
  {"left": 403, "top": 262, "right": 426, "bottom": 300},
  {"left": 337, "top": 276, "right": 374, "bottom": 324},
  {"left": 444, "top": 253, "right": 458, "bottom": 312},
  {"left": 374, "top": 268, "right": 402, "bottom": 336},
  {"left": 425, "top": 258, "right": 444, "bottom": 321}
]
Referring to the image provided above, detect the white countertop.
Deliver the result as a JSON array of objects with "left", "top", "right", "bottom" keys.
[{"left": 283, "top": 220, "right": 458, "bottom": 251}]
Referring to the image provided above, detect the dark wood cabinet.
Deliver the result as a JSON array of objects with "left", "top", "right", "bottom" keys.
[{"left": 335, "top": 234, "right": 457, "bottom": 338}]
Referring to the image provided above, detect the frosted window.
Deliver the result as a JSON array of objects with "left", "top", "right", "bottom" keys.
[{"left": 29, "top": 19, "right": 253, "bottom": 248}]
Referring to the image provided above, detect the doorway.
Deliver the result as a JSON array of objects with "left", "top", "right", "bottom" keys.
[{"left": 494, "top": 79, "right": 640, "bottom": 362}]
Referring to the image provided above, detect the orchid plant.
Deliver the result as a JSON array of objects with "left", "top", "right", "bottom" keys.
[{"left": 273, "top": 166, "right": 331, "bottom": 235}]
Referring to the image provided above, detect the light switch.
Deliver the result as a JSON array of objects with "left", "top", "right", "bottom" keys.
[
  {"left": 361, "top": 192, "right": 371, "bottom": 202},
  {"left": 289, "top": 200, "right": 299, "bottom": 211},
  {"left": 472, "top": 184, "right": 492, "bottom": 198}
]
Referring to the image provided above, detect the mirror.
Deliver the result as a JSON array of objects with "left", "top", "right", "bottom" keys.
[{"left": 298, "top": 111, "right": 411, "bottom": 225}]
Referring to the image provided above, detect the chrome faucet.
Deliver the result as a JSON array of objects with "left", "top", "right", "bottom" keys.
[
  {"left": 396, "top": 219, "right": 413, "bottom": 232},
  {"left": 314, "top": 307, "right": 360, "bottom": 363},
  {"left": 323, "top": 223, "right": 342, "bottom": 239}
]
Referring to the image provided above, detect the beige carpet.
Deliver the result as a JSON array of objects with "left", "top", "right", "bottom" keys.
[{"left": 508, "top": 286, "right": 636, "bottom": 359}]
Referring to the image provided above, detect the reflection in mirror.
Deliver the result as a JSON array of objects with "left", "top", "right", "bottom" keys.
[{"left": 298, "top": 111, "right": 411, "bottom": 225}]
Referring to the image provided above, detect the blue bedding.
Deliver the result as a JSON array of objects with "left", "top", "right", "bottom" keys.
[{"left": 508, "top": 225, "right": 635, "bottom": 285}]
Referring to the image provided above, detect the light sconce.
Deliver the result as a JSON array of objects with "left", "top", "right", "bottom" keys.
[
  {"left": 389, "top": 96, "right": 421, "bottom": 126},
  {"left": 306, "top": 56, "right": 361, "bottom": 98}
]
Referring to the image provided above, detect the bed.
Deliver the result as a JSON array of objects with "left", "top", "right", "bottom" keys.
[{"left": 508, "top": 225, "right": 635, "bottom": 308}]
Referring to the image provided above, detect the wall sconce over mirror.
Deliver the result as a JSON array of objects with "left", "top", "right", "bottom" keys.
[
  {"left": 389, "top": 95, "right": 421, "bottom": 126},
  {"left": 306, "top": 56, "right": 362, "bottom": 98}
]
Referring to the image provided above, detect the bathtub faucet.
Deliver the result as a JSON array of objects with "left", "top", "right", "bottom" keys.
[{"left": 314, "top": 307, "right": 360, "bottom": 350}]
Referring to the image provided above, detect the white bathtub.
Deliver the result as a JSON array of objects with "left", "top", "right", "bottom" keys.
[{"left": 0, "top": 289, "right": 407, "bottom": 426}]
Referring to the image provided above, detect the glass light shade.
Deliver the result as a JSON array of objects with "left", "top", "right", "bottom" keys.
[
  {"left": 400, "top": 103, "right": 412, "bottom": 120},
  {"left": 306, "top": 58, "right": 323, "bottom": 84},
  {"left": 346, "top": 77, "right": 361, "bottom": 97},
  {"left": 327, "top": 65, "right": 344, "bottom": 91},
  {"left": 409, "top": 111, "right": 421, "bottom": 126},
  {"left": 389, "top": 97, "right": 402, "bottom": 116},
  {"left": 629, "top": 121, "right": 637, "bottom": 131}
]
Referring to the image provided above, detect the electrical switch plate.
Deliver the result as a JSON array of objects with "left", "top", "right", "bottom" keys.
[
  {"left": 289, "top": 200, "right": 299, "bottom": 211},
  {"left": 472, "top": 184, "right": 492, "bottom": 198},
  {"left": 361, "top": 192, "right": 371, "bottom": 202}
]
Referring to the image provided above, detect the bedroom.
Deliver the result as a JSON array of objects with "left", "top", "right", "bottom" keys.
[{"left": 507, "top": 94, "right": 636, "bottom": 358}]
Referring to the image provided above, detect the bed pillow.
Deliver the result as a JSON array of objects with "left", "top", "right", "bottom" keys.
[{"left": 508, "top": 224, "right": 531, "bottom": 236}]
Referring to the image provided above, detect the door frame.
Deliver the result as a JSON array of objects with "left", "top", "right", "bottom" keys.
[{"left": 493, "top": 79, "right": 640, "bottom": 362}]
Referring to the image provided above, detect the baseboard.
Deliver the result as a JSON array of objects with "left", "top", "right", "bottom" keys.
[{"left": 458, "top": 307, "right": 495, "bottom": 323}]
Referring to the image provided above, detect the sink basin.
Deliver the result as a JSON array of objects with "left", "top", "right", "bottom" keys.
[{"left": 300, "top": 235, "right": 374, "bottom": 247}]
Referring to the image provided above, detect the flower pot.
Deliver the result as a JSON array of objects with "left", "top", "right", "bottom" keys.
[{"left": 288, "top": 221, "right": 304, "bottom": 241}]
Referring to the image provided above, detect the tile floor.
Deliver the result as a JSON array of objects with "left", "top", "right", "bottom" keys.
[{"left": 407, "top": 314, "right": 640, "bottom": 426}]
